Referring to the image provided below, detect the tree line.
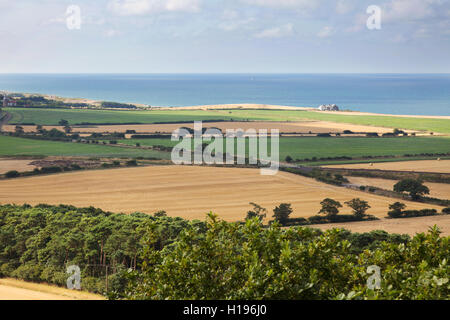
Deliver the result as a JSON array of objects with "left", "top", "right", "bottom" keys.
[{"left": 0, "top": 204, "right": 448, "bottom": 299}]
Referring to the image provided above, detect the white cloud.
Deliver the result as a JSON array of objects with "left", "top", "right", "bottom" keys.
[
  {"left": 254, "top": 23, "right": 294, "bottom": 38},
  {"left": 317, "top": 26, "right": 334, "bottom": 38},
  {"left": 336, "top": 0, "right": 353, "bottom": 15},
  {"left": 104, "top": 29, "right": 122, "bottom": 37},
  {"left": 219, "top": 9, "right": 256, "bottom": 32},
  {"left": 242, "top": 0, "right": 320, "bottom": 9},
  {"left": 219, "top": 17, "right": 256, "bottom": 32},
  {"left": 108, "top": 0, "right": 201, "bottom": 16},
  {"left": 382, "top": 0, "right": 441, "bottom": 23}
]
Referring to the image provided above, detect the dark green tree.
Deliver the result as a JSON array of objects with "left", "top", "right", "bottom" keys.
[
  {"left": 58, "top": 119, "right": 69, "bottom": 126},
  {"left": 272, "top": 203, "right": 293, "bottom": 225},
  {"left": 246, "top": 202, "right": 267, "bottom": 222},
  {"left": 394, "top": 179, "right": 430, "bottom": 200},
  {"left": 388, "top": 202, "right": 406, "bottom": 218},
  {"left": 319, "top": 198, "right": 342, "bottom": 217},
  {"left": 345, "top": 198, "right": 371, "bottom": 217},
  {"left": 154, "top": 210, "right": 167, "bottom": 218}
]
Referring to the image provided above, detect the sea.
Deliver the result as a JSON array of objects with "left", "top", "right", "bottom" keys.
[{"left": 0, "top": 73, "right": 449, "bottom": 116}]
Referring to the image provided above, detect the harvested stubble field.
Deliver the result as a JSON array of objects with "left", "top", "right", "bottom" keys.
[
  {"left": 311, "top": 215, "right": 450, "bottom": 237},
  {"left": 0, "top": 278, "right": 104, "bottom": 300},
  {"left": 346, "top": 176, "right": 450, "bottom": 200},
  {"left": 324, "top": 159, "right": 450, "bottom": 173},
  {"left": 0, "top": 159, "right": 36, "bottom": 174},
  {"left": 2, "top": 121, "right": 402, "bottom": 135},
  {"left": 0, "top": 166, "right": 442, "bottom": 222}
]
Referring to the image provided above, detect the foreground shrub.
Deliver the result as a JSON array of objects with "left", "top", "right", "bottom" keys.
[{"left": 124, "top": 216, "right": 449, "bottom": 300}]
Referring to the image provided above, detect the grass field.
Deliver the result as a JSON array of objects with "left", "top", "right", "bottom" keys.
[
  {"left": 0, "top": 165, "right": 442, "bottom": 221},
  {"left": 122, "top": 136, "right": 450, "bottom": 160},
  {"left": 1, "top": 135, "right": 448, "bottom": 163},
  {"left": 0, "top": 135, "right": 171, "bottom": 159},
  {"left": 277, "top": 137, "right": 450, "bottom": 160},
  {"left": 5, "top": 107, "right": 450, "bottom": 133},
  {"left": 4, "top": 108, "right": 249, "bottom": 125},
  {"left": 218, "top": 109, "right": 450, "bottom": 134}
]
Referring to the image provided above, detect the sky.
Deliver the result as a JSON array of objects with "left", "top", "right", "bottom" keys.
[{"left": 0, "top": 0, "right": 449, "bottom": 73}]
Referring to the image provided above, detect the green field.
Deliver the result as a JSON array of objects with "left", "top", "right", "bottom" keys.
[
  {"left": 2, "top": 134, "right": 448, "bottom": 162},
  {"left": 4, "top": 108, "right": 251, "bottom": 125},
  {"left": 221, "top": 109, "right": 450, "bottom": 134},
  {"left": 5, "top": 107, "right": 450, "bottom": 133},
  {"left": 123, "top": 136, "right": 450, "bottom": 161},
  {"left": 0, "top": 135, "right": 171, "bottom": 159},
  {"left": 278, "top": 136, "right": 450, "bottom": 160}
]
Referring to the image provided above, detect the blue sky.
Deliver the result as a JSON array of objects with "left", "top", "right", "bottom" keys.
[{"left": 1, "top": 0, "right": 449, "bottom": 73}]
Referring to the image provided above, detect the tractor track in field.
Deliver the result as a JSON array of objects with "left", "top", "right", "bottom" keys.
[{"left": 0, "top": 111, "right": 11, "bottom": 132}]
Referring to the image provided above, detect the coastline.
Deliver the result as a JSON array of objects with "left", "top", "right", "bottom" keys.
[{"left": 2, "top": 91, "right": 450, "bottom": 120}]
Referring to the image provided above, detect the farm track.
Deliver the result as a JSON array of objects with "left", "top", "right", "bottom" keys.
[{"left": 0, "top": 111, "right": 11, "bottom": 132}]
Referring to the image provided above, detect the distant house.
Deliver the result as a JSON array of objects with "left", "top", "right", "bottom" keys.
[
  {"left": 318, "top": 104, "right": 339, "bottom": 111},
  {"left": 2, "top": 96, "right": 17, "bottom": 107}
]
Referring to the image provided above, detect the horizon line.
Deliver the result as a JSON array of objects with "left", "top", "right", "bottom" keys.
[{"left": 1, "top": 72, "right": 450, "bottom": 75}]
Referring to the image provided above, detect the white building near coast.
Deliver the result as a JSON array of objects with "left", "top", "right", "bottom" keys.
[{"left": 318, "top": 104, "right": 339, "bottom": 111}]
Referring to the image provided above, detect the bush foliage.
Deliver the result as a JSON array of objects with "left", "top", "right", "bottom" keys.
[
  {"left": 0, "top": 204, "right": 448, "bottom": 300},
  {"left": 124, "top": 214, "right": 448, "bottom": 300}
]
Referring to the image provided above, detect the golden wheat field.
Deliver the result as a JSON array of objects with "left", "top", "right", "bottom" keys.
[
  {"left": 346, "top": 177, "right": 450, "bottom": 200},
  {"left": 324, "top": 160, "right": 450, "bottom": 173},
  {"left": 0, "top": 159, "right": 36, "bottom": 174},
  {"left": 0, "top": 166, "right": 442, "bottom": 221},
  {"left": 2, "top": 121, "right": 399, "bottom": 135},
  {"left": 312, "top": 215, "right": 450, "bottom": 236}
]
